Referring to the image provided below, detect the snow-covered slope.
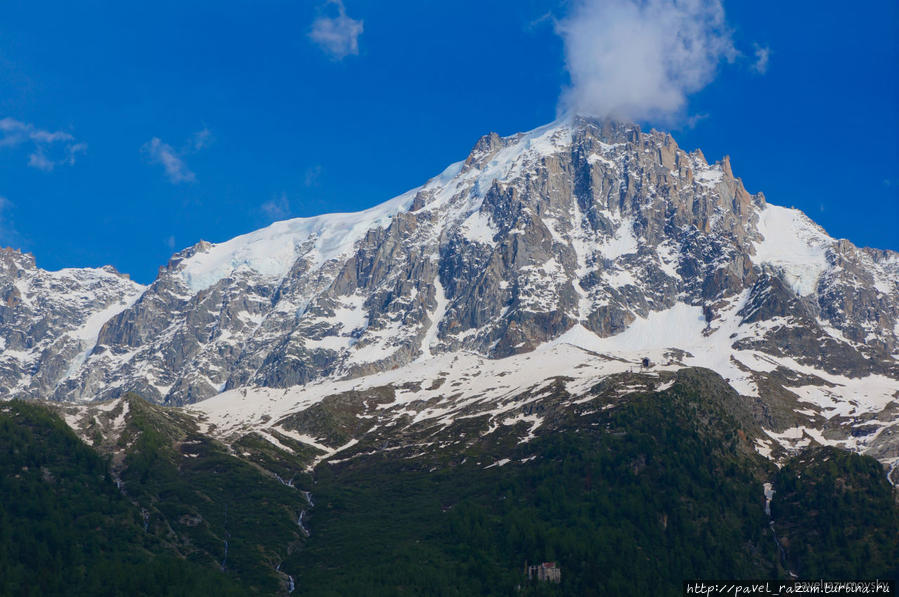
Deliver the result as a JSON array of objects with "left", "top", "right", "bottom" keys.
[
  {"left": 754, "top": 204, "right": 831, "bottom": 297},
  {"left": 178, "top": 175, "right": 448, "bottom": 292}
]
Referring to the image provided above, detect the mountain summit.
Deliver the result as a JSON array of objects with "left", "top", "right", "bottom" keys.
[{"left": 1, "top": 116, "right": 898, "bottom": 474}]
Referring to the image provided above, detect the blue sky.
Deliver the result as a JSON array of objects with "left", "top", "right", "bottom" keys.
[{"left": 0, "top": 0, "right": 896, "bottom": 283}]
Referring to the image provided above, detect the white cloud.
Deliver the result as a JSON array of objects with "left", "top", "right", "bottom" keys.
[
  {"left": 309, "top": 0, "right": 364, "bottom": 59},
  {"left": 0, "top": 117, "right": 87, "bottom": 170},
  {"left": 261, "top": 193, "right": 291, "bottom": 220},
  {"left": 556, "top": 0, "right": 736, "bottom": 123},
  {"left": 751, "top": 44, "right": 770, "bottom": 75},
  {"left": 141, "top": 128, "right": 212, "bottom": 184},
  {"left": 142, "top": 137, "right": 195, "bottom": 183}
]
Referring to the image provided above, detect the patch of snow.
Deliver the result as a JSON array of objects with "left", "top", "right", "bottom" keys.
[
  {"left": 755, "top": 439, "right": 774, "bottom": 460},
  {"left": 598, "top": 217, "right": 639, "bottom": 259},
  {"left": 554, "top": 303, "right": 706, "bottom": 353},
  {"left": 550, "top": 293, "right": 760, "bottom": 397},
  {"left": 459, "top": 210, "right": 497, "bottom": 246},
  {"left": 334, "top": 293, "right": 369, "bottom": 335},
  {"left": 656, "top": 240, "right": 681, "bottom": 279},
  {"left": 754, "top": 204, "right": 832, "bottom": 297},
  {"left": 484, "top": 458, "right": 510, "bottom": 469},
  {"left": 694, "top": 165, "right": 723, "bottom": 187},
  {"left": 111, "top": 400, "right": 130, "bottom": 430},
  {"left": 605, "top": 268, "right": 636, "bottom": 288}
]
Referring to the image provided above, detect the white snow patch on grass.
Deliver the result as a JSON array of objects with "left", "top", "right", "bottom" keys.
[{"left": 484, "top": 458, "right": 510, "bottom": 469}]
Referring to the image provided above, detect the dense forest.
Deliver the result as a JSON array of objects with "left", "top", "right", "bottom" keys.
[
  {"left": 1, "top": 371, "right": 897, "bottom": 596},
  {"left": 0, "top": 401, "right": 246, "bottom": 596}
]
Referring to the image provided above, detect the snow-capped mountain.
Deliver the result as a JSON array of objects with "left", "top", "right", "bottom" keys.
[
  {"left": 2, "top": 116, "right": 898, "bottom": 474},
  {"left": 0, "top": 248, "right": 145, "bottom": 401}
]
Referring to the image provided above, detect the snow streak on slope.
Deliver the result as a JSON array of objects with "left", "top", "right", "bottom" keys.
[
  {"left": 64, "top": 291, "right": 145, "bottom": 375},
  {"left": 418, "top": 274, "right": 449, "bottom": 361}
]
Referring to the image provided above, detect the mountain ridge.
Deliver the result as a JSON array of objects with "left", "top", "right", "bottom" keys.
[{"left": 1, "top": 115, "right": 898, "bottom": 478}]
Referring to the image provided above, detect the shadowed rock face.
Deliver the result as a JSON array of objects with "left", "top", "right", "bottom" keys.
[{"left": 1, "top": 116, "right": 897, "bottom": 409}]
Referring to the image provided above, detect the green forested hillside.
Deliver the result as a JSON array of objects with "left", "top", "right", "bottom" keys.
[
  {"left": 296, "top": 372, "right": 778, "bottom": 596},
  {"left": 773, "top": 446, "right": 899, "bottom": 579},
  {"left": 0, "top": 401, "right": 245, "bottom": 596},
  {"left": 295, "top": 371, "right": 898, "bottom": 595},
  {"left": 1, "top": 370, "right": 897, "bottom": 596}
]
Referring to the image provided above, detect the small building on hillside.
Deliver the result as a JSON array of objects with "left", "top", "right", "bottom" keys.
[{"left": 525, "top": 561, "right": 561, "bottom": 583}]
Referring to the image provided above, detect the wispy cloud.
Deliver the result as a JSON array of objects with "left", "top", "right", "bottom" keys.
[
  {"left": 751, "top": 43, "right": 771, "bottom": 75},
  {"left": 0, "top": 195, "right": 18, "bottom": 246},
  {"left": 304, "top": 165, "right": 323, "bottom": 187},
  {"left": 188, "top": 128, "right": 213, "bottom": 151},
  {"left": 141, "top": 128, "right": 212, "bottom": 184},
  {"left": 261, "top": 193, "right": 291, "bottom": 220},
  {"left": 0, "top": 117, "right": 87, "bottom": 170},
  {"left": 682, "top": 112, "right": 710, "bottom": 129},
  {"left": 142, "top": 138, "right": 195, "bottom": 183},
  {"left": 525, "top": 11, "right": 554, "bottom": 32},
  {"left": 309, "top": 0, "right": 364, "bottom": 60},
  {"left": 556, "top": 0, "right": 736, "bottom": 123}
]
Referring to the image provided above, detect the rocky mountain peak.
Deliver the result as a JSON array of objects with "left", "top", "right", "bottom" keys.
[
  {"left": 0, "top": 247, "right": 36, "bottom": 276},
  {"left": 1, "top": 119, "right": 896, "bottom": 479}
]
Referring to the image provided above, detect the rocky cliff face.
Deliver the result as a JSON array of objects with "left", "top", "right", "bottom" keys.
[
  {"left": 0, "top": 248, "right": 145, "bottom": 400},
  {"left": 2, "top": 116, "right": 898, "bottom": 473}
]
